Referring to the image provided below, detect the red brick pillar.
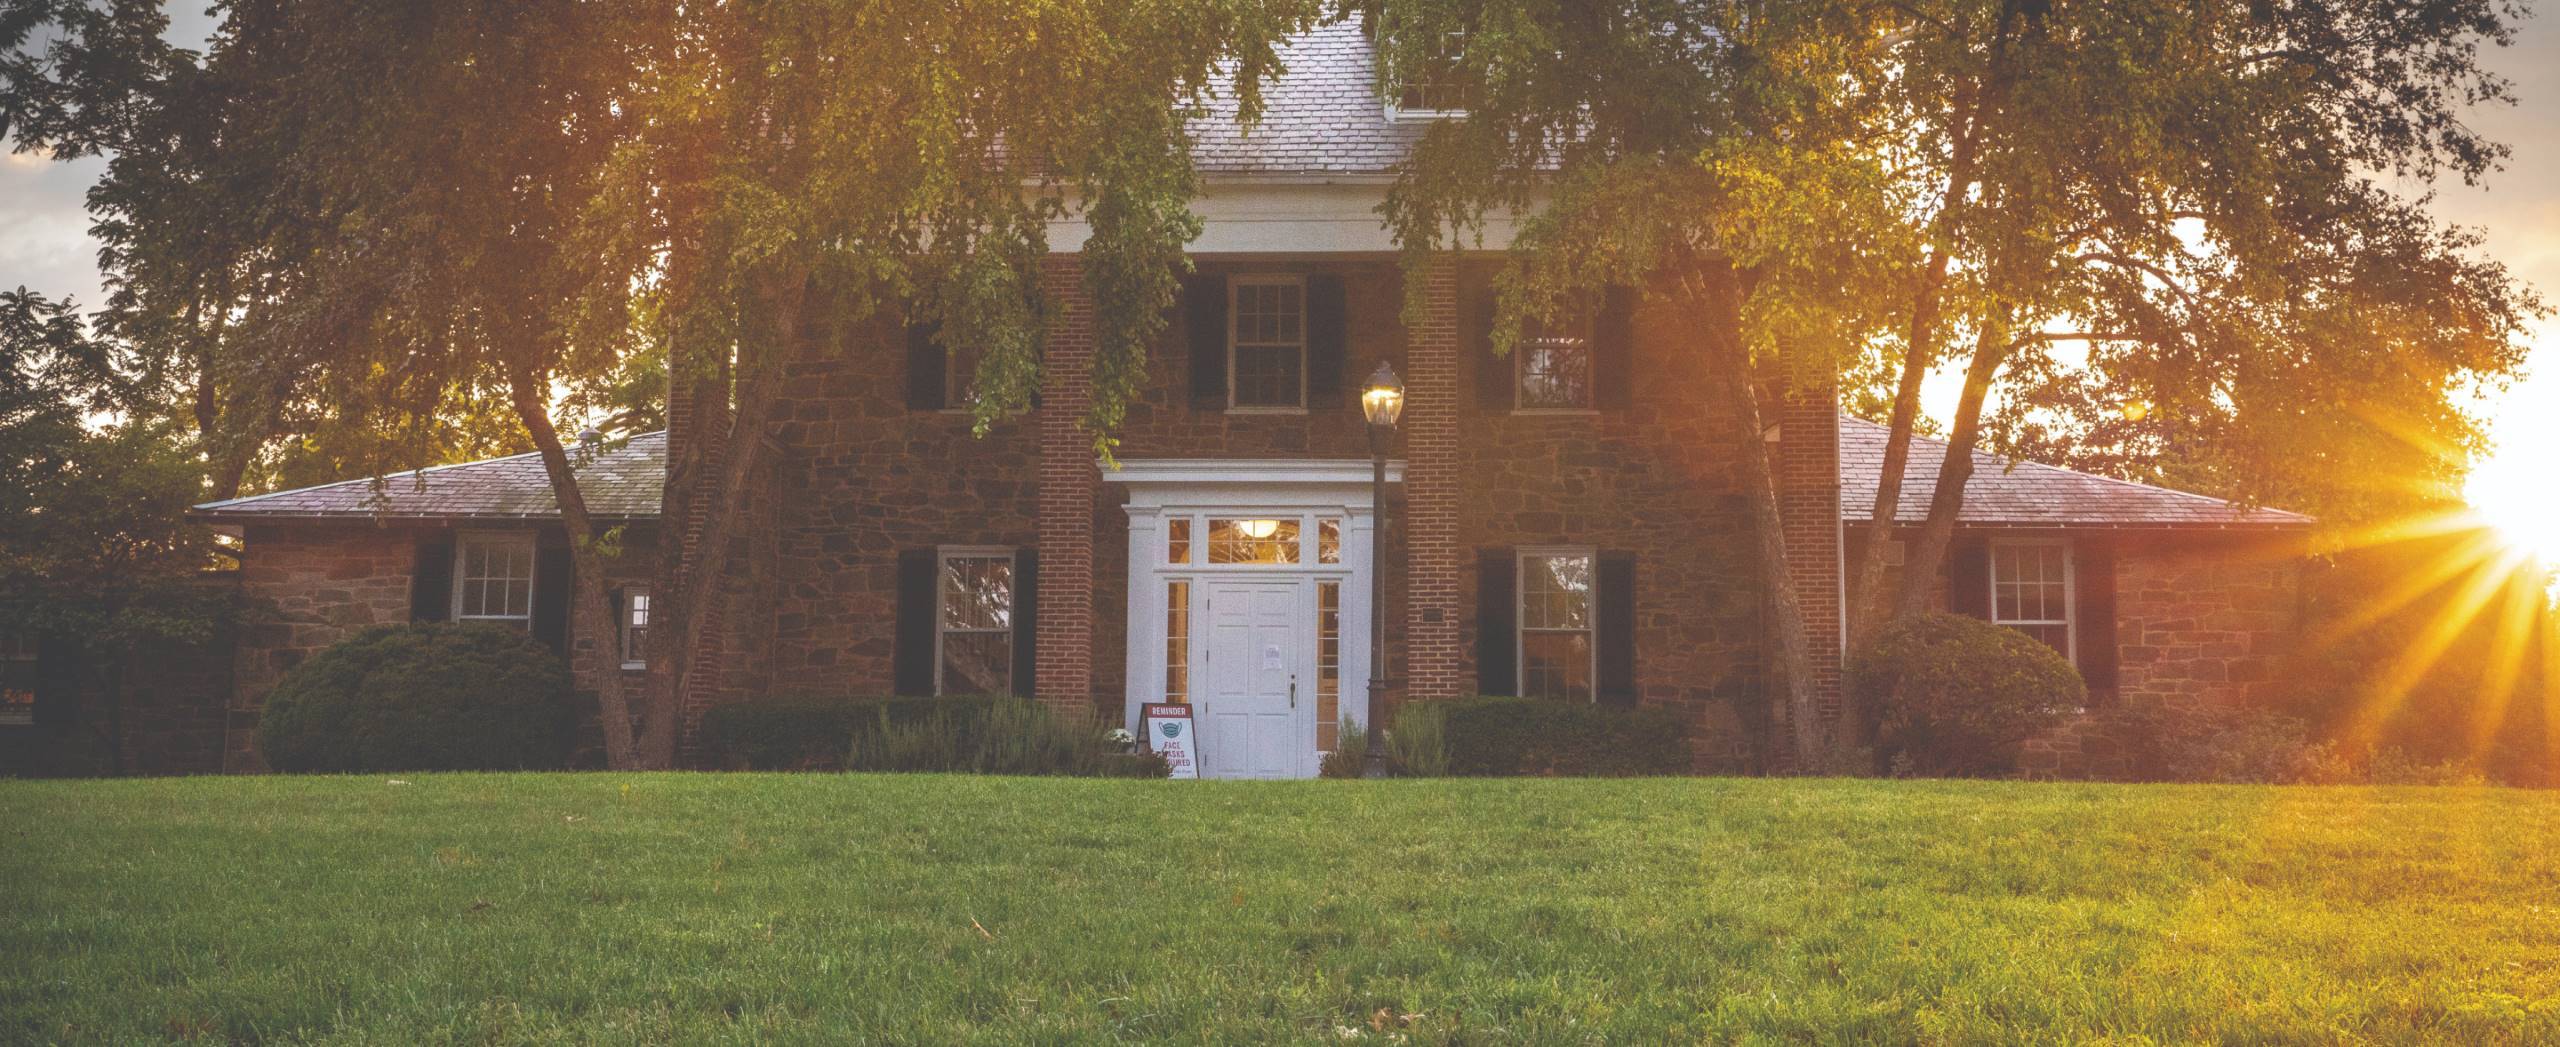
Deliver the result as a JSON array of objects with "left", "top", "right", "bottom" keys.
[
  {"left": 667, "top": 365, "right": 730, "bottom": 762},
  {"left": 1404, "top": 257, "right": 1464, "bottom": 700},
  {"left": 1035, "top": 257, "right": 1097, "bottom": 715},
  {"left": 1776, "top": 387, "right": 1845, "bottom": 717}
]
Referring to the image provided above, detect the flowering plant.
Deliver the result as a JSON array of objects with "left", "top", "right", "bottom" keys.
[{"left": 1104, "top": 727, "right": 1136, "bottom": 747}]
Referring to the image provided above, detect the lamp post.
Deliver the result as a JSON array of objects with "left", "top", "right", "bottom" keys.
[{"left": 1359, "top": 361, "right": 1405, "bottom": 777}]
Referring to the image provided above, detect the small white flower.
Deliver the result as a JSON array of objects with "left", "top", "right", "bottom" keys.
[{"left": 1104, "top": 728, "right": 1136, "bottom": 745}]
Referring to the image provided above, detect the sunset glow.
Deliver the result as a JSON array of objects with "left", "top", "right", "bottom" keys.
[{"left": 2468, "top": 362, "right": 2560, "bottom": 571}]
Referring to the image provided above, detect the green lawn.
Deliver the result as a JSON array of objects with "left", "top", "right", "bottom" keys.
[{"left": 5, "top": 776, "right": 2559, "bottom": 1044}]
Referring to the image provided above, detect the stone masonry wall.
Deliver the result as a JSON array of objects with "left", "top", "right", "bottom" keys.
[{"left": 226, "top": 525, "right": 420, "bottom": 771}]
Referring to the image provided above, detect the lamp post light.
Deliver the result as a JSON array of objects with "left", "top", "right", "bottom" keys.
[{"left": 1359, "top": 361, "right": 1405, "bottom": 778}]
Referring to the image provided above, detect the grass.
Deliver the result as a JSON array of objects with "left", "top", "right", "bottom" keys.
[{"left": 6, "top": 776, "right": 2560, "bottom": 1044}]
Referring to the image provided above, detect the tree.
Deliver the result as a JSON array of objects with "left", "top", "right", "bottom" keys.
[
  {"left": 578, "top": 0, "right": 1328, "bottom": 751},
  {"left": 0, "top": 289, "right": 226, "bottom": 774},
  {"left": 1836, "top": 0, "right": 2540, "bottom": 649},
  {"left": 1361, "top": 0, "right": 1912, "bottom": 764}
]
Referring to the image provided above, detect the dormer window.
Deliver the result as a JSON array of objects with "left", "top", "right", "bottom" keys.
[{"left": 1386, "top": 30, "right": 1469, "bottom": 119}]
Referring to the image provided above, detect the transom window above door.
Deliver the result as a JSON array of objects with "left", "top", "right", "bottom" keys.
[
  {"left": 1161, "top": 513, "right": 1347, "bottom": 568},
  {"left": 1229, "top": 276, "right": 1306, "bottom": 409}
]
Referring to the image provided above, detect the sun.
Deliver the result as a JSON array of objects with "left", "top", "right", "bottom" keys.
[{"left": 2466, "top": 365, "right": 2560, "bottom": 569}]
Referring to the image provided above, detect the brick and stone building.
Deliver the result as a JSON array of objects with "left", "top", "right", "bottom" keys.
[{"left": 7, "top": 20, "right": 2312, "bottom": 778}]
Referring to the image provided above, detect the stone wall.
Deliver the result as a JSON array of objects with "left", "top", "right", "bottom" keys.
[
  {"left": 2111, "top": 533, "right": 2303, "bottom": 711},
  {"left": 227, "top": 525, "right": 421, "bottom": 771}
]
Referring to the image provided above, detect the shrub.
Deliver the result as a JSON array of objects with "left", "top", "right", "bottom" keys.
[
  {"left": 1852, "top": 612, "right": 2082, "bottom": 777},
  {"left": 1437, "top": 697, "right": 1691, "bottom": 776},
  {"left": 256, "top": 622, "right": 575, "bottom": 773},
  {"left": 705, "top": 694, "right": 1162, "bottom": 776},
  {"left": 2085, "top": 702, "right": 2331, "bottom": 783},
  {"left": 1319, "top": 720, "right": 1370, "bottom": 778},
  {"left": 1386, "top": 702, "right": 1450, "bottom": 777}
]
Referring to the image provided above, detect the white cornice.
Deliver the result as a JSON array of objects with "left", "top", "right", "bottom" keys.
[{"left": 1101, "top": 458, "right": 1406, "bottom": 486}]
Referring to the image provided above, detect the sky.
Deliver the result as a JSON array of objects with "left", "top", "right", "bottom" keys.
[{"left": 3, "top": 9, "right": 2556, "bottom": 510}]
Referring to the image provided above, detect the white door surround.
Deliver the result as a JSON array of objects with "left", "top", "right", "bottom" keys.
[{"left": 1107, "top": 458, "right": 1402, "bottom": 780}]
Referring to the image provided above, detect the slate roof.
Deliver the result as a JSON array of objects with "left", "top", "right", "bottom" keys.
[
  {"left": 1189, "top": 18, "right": 1429, "bottom": 175},
  {"left": 190, "top": 432, "right": 666, "bottom": 524},
  {"left": 1838, "top": 416, "right": 2312, "bottom": 529}
]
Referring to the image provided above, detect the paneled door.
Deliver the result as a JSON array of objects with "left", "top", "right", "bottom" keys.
[{"left": 1196, "top": 578, "right": 1311, "bottom": 778}]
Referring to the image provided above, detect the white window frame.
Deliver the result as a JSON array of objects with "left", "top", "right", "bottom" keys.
[
  {"left": 1988, "top": 538, "right": 2076, "bottom": 660},
  {"left": 618, "top": 586, "right": 651, "bottom": 670},
  {"left": 1517, "top": 546, "right": 1599, "bottom": 703},
  {"left": 451, "top": 531, "right": 538, "bottom": 623},
  {"left": 934, "top": 546, "right": 1018, "bottom": 697},
  {"left": 1512, "top": 320, "right": 1599, "bottom": 414},
  {"left": 1227, "top": 274, "right": 1308, "bottom": 412},
  {"left": 941, "top": 343, "right": 977, "bottom": 415}
]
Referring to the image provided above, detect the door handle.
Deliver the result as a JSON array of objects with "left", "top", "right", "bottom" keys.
[{"left": 1289, "top": 675, "right": 1298, "bottom": 709}]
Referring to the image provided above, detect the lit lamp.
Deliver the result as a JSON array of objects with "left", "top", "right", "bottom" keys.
[{"left": 1360, "top": 361, "right": 1404, "bottom": 777}]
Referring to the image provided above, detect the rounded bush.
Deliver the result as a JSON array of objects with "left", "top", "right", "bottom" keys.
[
  {"left": 1853, "top": 612, "right": 2083, "bottom": 777},
  {"left": 256, "top": 622, "right": 576, "bottom": 773}
]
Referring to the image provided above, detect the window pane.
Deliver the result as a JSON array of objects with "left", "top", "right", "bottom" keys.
[
  {"left": 1165, "top": 581, "right": 1190, "bottom": 704},
  {"left": 0, "top": 636, "right": 34, "bottom": 725},
  {"left": 1521, "top": 632, "right": 1593, "bottom": 701},
  {"left": 1521, "top": 554, "right": 1592, "bottom": 630},
  {"left": 939, "top": 632, "right": 1013, "bottom": 696},
  {"left": 940, "top": 556, "right": 1013, "bottom": 630},
  {"left": 1167, "top": 518, "right": 1192, "bottom": 564},
  {"left": 1317, "top": 582, "right": 1341, "bottom": 751},
  {"left": 1518, "top": 334, "right": 1593, "bottom": 409},
  {"left": 1232, "top": 344, "right": 1302, "bottom": 407},
  {"left": 1207, "top": 519, "right": 1301, "bottom": 565},
  {"left": 1317, "top": 518, "right": 1342, "bottom": 564}
]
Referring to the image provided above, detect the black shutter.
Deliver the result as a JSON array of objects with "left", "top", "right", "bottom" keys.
[
  {"left": 411, "top": 535, "right": 456, "bottom": 622},
  {"left": 1184, "top": 271, "right": 1227, "bottom": 409},
  {"left": 1011, "top": 547, "right": 1038, "bottom": 699},
  {"left": 894, "top": 549, "right": 939, "bottom": 696},
  {"left": 1467, "top": 271, "right": 1512, "bottom": 411},
  {"left": 1476, "top": 548, "right": 1517, "bottom": 696},
  {"left": 905, "top": 320, "right": 947, "bottom": 411},
  {"left": 1948, "top": 535, "right": 1991, "bottom": 618},
  {"left": 2075, "top": 537, "right": 2119, "bottom": 700},
  {"left": 1597, "top": 552, "right": 1637, "bottom": 707},
  {"left": 1595, "top": 285, "right": 1636, "bottom": 410},
  {"left": 1306, "top": 273, "right": 1348, "bottom": 409},
  {"left": 531, "top": 541, "right": 572, "bottom": 655}
]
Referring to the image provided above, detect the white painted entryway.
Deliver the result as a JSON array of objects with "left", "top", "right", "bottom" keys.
[{"left": 1106, "top": 458, "right": 1401, "bottom": 780}]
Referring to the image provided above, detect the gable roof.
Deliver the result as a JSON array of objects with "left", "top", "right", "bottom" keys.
[
  {"left": 1838, "top": 416, "right": 2312, "bottom": 529},
  {"left": 189, "top": 432, "right": 666, "bottom": 524},
  {"left": 1190, "top": 18, "right": 1429, "bottom": 175}
]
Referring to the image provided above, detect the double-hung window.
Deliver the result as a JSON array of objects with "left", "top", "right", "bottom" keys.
[
  {"left": 937, "top": 549, "right": 1016, "bottom": 696},
  {"left": 1229, "top": 276, "right": 1306, "bottom": 410},
  {"left": 619, "top": 587, "right": 651, "bottom": 670},
  {"left": 453, "top": 533, "right": 536, "bottom": 623},
  {"left": 1518, "top": 549, "right": 1596, "bottom": 702},
  {"left": 1990, "top": 540, "right": 2074, "bottom": 657},
  {"left": 0, "top": 633, "right": 35, "bottom": 725},
  {"left": 1515, "top": 317, "right": 1596, "bottom": 411}
]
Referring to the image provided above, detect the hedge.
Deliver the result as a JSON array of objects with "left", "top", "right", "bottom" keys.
[
  {"left": 255, "top": 622, "right": 576, "bottom": 773},
  {"left": 700, "top": 695, "right": 1165, "bottom": 777},
  {"left": 1436, "top": 697, "right": 1692, "bottom": 776}
]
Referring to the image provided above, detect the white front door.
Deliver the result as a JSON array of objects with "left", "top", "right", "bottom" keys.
[{"left": 1197, "top": 578, "right": 1310, "bottom": 779}]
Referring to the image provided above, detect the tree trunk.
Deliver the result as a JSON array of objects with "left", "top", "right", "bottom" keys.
[
  {"left": 1893, "top": 325, "right": 2012, "bottom": 621},
  {"left": 642, "top": 270, "right": 808, "bottom": 768},
  {"left": 1691, "top": 266, "right": 1827, "bottom": 769},
  {"left": 509, "top": 374, "right": 643, "bottom": 769}
]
